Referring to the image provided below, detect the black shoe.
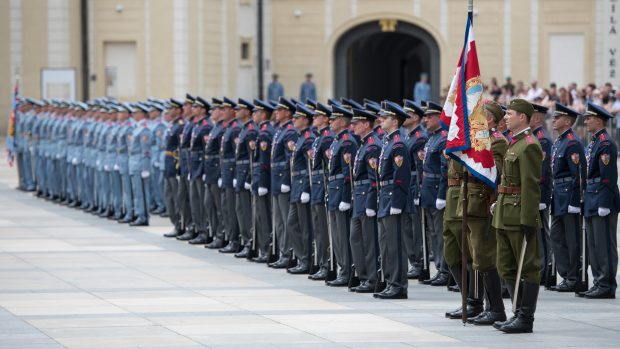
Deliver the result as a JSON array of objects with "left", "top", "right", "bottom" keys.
[
  {"left": 493, "top": 314, "right": 518, "bottom": 330},
  {"left": 309, "top": 269, "right": 327, "bottom": 280},
  {"left": 326, "top": 276, "right": 349, "bottom": 287},
  {"left": 252, "top": 255, "right": 268, "bottom": 263},
  {"left": 448, "top": 284, "right": 460, "bottom": 292},
  {"left": 219, "top": 242, "right": 240, "bottom": 253},
  {"left": 474, "top": 311, "right": 507, "bottom": 326},
  {"left": 164, "top": 229, "right": 182, "bottom": 238},
  {"left": 373, "top": 287, "right": 407, "bottom": 299},
  {"left": 584, "top": 287, "right": 616, "bottom": 299},
  {"left": 159, "top": 212, "right": 169, "bottom": 218},
  {"left": 553, "top": 280, "right": 576, "bottom": 292},
  {"left": 498, "top": 281, "right": 539, "bottom": 333},
  {"left": 445, "top": 303, "right": 483, "bottom": 319},
  {"left": 152, "top": 207, "right": 166, "bottom": 215},
  {"left": 119, "top": 216, "right": 133, "bottom": 224},
  {"left": 189, "top": 233, "right": 209, "bottom": 245},
  {"left": 176, "top": 231, "right": 197, "bottom": 241},
  {"left": 68, "top": 200, "right": 77, "bottom": 207},
  {"left": 430, "top": 273, "right": 449, "bottom": 286},
  {"left": 355, "top": 281, "right": 375, "bottom": 293},
  {"left": 576, "top": 286, "right": 597, "bottom": 298},
  {"left": 287, "top": 263, "right": 309, "bottom": 274},
  {"left": 129, "top": 219, "right": 148, "bottom": 226},
  {"left": 407, "top": 265, "right": 421, "bottom": 279},
  {"left": 206, "top": 238, "right": 225, "bottom": 249},
  {"left": 422, "top": 272, "right": 439, "bottom": 285},
  {"left": 234, "top": 246, "right": 250, "bottom": 258},
  {"left": 268, "top": 258, "right": 290, "bottom": 269}
]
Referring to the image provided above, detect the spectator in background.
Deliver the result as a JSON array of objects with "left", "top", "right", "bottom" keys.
[
  {"left": 559, "top": 87, "right": 572, "bottom": 106},
  {"left": 498, "top": 86, "right": 513, "bottom": 105},
  {"left": 267, "top": 74, "right": 284, "bottom": 101},
  {"left": 516, "top": 80, "right": 528, "bottom": 99},
  {"left": 502, "top": 76, "right": 515, "bottom": 95},
  {"left": 547, "top": 83, "right": 560, "bottom": 103},
  {"left": 489, "top": 77, "right": 502, "bottom": 101},
  {"left": 569, "top": 82, "right": 579, "bottom": 102},
  {"left": 299, "top": 73, "right": 317, "bottom": 102},
  {"left": 571, "top": 89, "right": 586, "bottom": 113},
  {"left": 526, "top": 80, "right": 543, "bottom": 101},
  {"left": 413, "top": 72, "right": 431, "bottom": 103},
  {"left": 611, "top": 90, "right": 620, "bottom": 145}
]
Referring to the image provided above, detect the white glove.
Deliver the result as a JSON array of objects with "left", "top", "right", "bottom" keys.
[
  {"left": 29, "top": 146, "right": 34, "bottom": 153},
  {"left": 96, "top": 160, "right": 100, "bottom": 166},
  {"left": 568, "top": 205, "right": 581, "bottom": 214},
  {"left": 490, "top": 202, "right": 496, "bottom": 215},
  {"left": 218, "top": 178, "right": 222, "bottom": 188},
  {"left": 281, "top": 184, "right": 290, "bottom": 193},
  {"left": 436, "top": 199, "right": 446, "bottom": 210},
  {"left": 414, "top": 198, "right": 420, "bottom": 206},
  {"left": 366, "top": 208, "right": 376, "bottom": 217},
  {"left": 113, "top": 164, "right": 119, "bottom": 171},
  {"left": 153, "top": 161, "right": 159, "bottom": 167},
  {"left": 104, "top": 165, "right": 109, "bottom": 171},
  {"left": 233, "top": 179, "right": 238, "bottom": 187},
  {"left": 258, "top": 187, "right": 268, "bottom": 196},
  {"left": 338, "top": 202, "right": 351, "bottom": 211},
  {"left": 539, "top": 203, "right": 547, "bottom": 211},
  {"left": 141, "top": 171, "right": 150, "bottom": 178},
  {"left": 187, "top": 174, "right": 191, "bottom": 181},
  {"left": 72, "top": 158, "right": 78, "bottom": 165},
  {"left": 598, "top": 207, "right": 611, "bottom": 217},
  {"left": 390, "top": 207, "right": 402, "bottom": 215},
  {"left": 202, "top": 174, "right": 206, "bottom": 181},
  {"left": 244, "top": 182, "right": 252, "bottom": 190},
  {"left": 300, "top": 192, "right": 310, "bottom": 203}
]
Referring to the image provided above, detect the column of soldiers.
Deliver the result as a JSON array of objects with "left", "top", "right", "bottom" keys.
[{"left": 13, "top": 94, "right": 619, "bottom": 334}]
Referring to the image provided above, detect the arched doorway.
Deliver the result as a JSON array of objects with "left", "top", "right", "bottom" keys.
[{"left": 334, "top": 20, "right": 440, "bottom": 103}]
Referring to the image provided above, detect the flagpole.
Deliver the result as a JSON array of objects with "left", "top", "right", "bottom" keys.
[{"left": 460, "top": 0, "right": 473, "bottom": 326}]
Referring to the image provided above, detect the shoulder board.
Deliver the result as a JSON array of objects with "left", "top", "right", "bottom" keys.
[
  {"left": 599, "top": 133, "right": 607, "bottom": 141},
  {"left": 248, "top": 123, "right": 254, "bottom": 130},
  {"left": 232, "top": 121, "right": 238, "bottom": 127},
  {"left": 415, "top": 131, "right": 421, "bottom": 138},
  {"left": 287, "top": 123, "right": 293, "bottom": 129},
  {"left": 440, "top": 130, "right": 447, "bottom": 137},
  {"left": 394, "top": 134, "right": 400, "bottom": 142},
  {"left": 368, "top": 137, "right": 375, "bottom": 145},
  {"left": 323, "top": 129, "right": 330, "bottom": 137},
  {"left": 567, "top": 133, "right": 575, "bottom": 141},
  {"left": 343, "top": 133, "right": 349, "bottom": 141}
]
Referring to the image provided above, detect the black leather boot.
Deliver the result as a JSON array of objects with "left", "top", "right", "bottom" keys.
[
  {"left": 445, "top": 265, "right": 483, "bottom": 319},
  {"left": 493, "top": 281, "right": 519, "bottom": 329},
  {"left": 498, "top": 281, "right": 538, "bottom": 333},
  {"left": 474, "top": 269, "right": 507, "bottom": 326}
]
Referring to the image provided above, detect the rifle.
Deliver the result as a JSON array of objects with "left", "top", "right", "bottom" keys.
[
  {"left": 374, "top": 166, "right": 387, "bottom": 293},
  {"left": 347, "top": 160, "right": 360, "bottom": 289},
  {"left": 247, "top": 144, "right": 258, "bottom": 260},
  {"left": 575, "top": 163, "right": 589, "bottom": 293},
  {"left": 324, "top": 163, "right": 337, "bottom": 282},
  {"left": 308, "top": 157, "right": 319, "bottom": 275},
  {"left": 416, "top": 162, "right": 431, "bottom": 282}
]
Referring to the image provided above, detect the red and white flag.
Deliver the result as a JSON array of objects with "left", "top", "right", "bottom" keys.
[{"left": 440, "top": 13, "right": 496, "bottom": 188}]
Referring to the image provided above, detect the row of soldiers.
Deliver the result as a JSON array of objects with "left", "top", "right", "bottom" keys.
[{"left": 12, "top": 94, "right": 618, "bottom": 335}]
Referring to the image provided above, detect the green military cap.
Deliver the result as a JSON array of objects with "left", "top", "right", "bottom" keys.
[
  {"left": 507, "top": 98, "right": 534, "bottom": 118},
  {"left": 484, "top": 100, "right": 505, "bottom": 123}
]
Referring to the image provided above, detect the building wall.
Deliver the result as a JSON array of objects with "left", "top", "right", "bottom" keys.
[{"left": 0, "top": 0, "right": 606, "bottom": 134}]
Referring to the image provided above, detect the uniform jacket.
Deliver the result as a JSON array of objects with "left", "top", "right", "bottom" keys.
[
  {"left": 289, "top": 127, "right": 316, "bottom": 203},
  {"left": 327, "top": 129, "right": 358, "bottom": 211},
  {"left": 270, "top": 119, "right": 298, "bottom": 194},
  {"left": 309, "top": 126, "right": 334, "bottom": 205},
  {"left": 219, "top": 118, "right": 241, "bottom": 188},
  {"left": 405, "top": 124, "right": 428, "bottom": 213},
  {"left": 235, "top": 119, "right": 258, "bottom": 191},
  {"left": 551, "top": 128, "right": 586, "bottom": 216},
  {"left": 352, "top": 131, "right": 380, "bottom": 218},
  {"left": 420, "top": 128, "right": 448, "bottom": 208},
  {"left": 584, "top": 129, "right": 620, "bottom": 217},
  {"left": 204, "top": 120, "right": 225, "bottom": 184},
  {"left": 377, "top": 129, "right": 410, "bottom": 218}
]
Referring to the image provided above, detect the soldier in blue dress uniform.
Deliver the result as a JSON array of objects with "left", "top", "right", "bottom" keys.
[
  {"left": 308, "top": 102, "right": 335, "bottom": 280},
  {"left": 549, "top": 103, "right": 586, "bottom": 292},
  {"left": 420, "top": 102, "right": 450, "bottom": 286},
  {"left": 284, "top": 103, "right": 317, "bottom": 274},
  {"left": 233, "top": 98, "right": 259, "bottom": 257},
  {"left": 268, "top": 97, "right": 299, "bottom": 268},
  {"left": 402, "top": 99, "right": 428, "bottom": 279},
  {"left": 580, "top": 102, "right": 619, "bottom": 299},
  {"left": 373, "top": 101, "right": 411, "bottom": 299},
  {"left": 187, "top": 97, "right": 212, "bottom": 244},
  {"left": 176, "top": 94, "right": 198, "bottom": 240},
  {"left": 204, "top": 98, "right": 227, "bottom": 249},
  {"left": 348, "top": 108, "right": 381, "bottom": 292},
  {"left": 325, "top": 104, "right": 358, "bottom": 286},
  {"left": 250, "top": 100, "right": 276, "bottom": 262},
  {"left": 530, "top": 103, "right": 554, "bottom": 285},
  {"left": 162, "top": 98, "right": 185, "bottom": 237}
]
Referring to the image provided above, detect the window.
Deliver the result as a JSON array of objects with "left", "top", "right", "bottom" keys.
[{"left": 240, "top": 38, "right": 252, "bottom": 66}]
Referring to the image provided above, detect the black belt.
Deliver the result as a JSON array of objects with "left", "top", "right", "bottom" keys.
[
  {"left": 312, "top": 170, "right": 328, "bottom": 176},
  {"left": 423, "top": 172, "right": 441, "bottom": 179},
  {"left": 291, "top": 170, "right": 308, "bottom": 176},
  {"left": 553, "top": 177, "right": 573, "bottom": 184},
  {"left": 328, "top": 174, "right": 344, "bottom": 181},
  {"left": 272, "top": 161, "right": 287, "bottom": 166},
  {"left": 205, "top": 154, "right": 219, "bottom": 160},
  {"left": 221, "top": 158, "right": 235, "bottom": 163},
  {"left": 380, "top": 180, "right": 394, "bottom": 186},
  {"left": 410, "top": 171, "right": 418, "bottom": 176},
  {"left": 587, "top": 177, "right": 601, "bottom": 185},
  {"left": 354, "top": 179, "right": 373, "bottom": 186},
  {"left": 190, "top": 150, "right": 204, "bottom": 156},
  {"left": 236, "top": 160, "right": 250, "bottom": 165}
]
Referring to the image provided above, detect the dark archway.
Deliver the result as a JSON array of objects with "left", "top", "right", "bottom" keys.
[{"left": 334, "top": 20, "right": 440, "bottom": 103}]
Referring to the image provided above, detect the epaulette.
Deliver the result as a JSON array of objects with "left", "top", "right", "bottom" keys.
[
  {"left": 599, "top": 133, "right": 607, "bottom": 141},
  {"left": 394, "top": 134, "right": 400, "bottom": 143},
  {"left": 368, "top": 137, "right": 375, "bottom": 145},
  {"left": 342, "top": 133, "right": 349, "bottom": 141},
  {"left": 567, "top": 133, "right": 575, "bottom": 141}
]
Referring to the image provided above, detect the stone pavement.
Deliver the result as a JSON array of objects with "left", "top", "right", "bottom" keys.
[{"left": 0, "top": 161, "right": 619, "bottom": 349}]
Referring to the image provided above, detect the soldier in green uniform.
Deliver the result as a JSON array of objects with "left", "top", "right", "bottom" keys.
[
  {"left": 491, "top": 99, "right": 542, "bottom": 333},
  {"left": 443, "top": 158, "right": 483, "bottom": 320},
  {"left": 459, "top": 101, "right": 508, "bottom": 325}
]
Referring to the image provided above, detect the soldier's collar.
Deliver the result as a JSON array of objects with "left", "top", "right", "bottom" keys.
[
  {"left": 318, "top": 125, "right": 330, "bottom": 133},
  {"left": 259, "top": 120, "right": 270, "bottom": 127},
  {"left": 593, "top": 128, "right": 606, "bottom": 139},
  {"left": 362, "top": 131, "right": 374, "bottom": 142},
  {"left": 386, "top": 129, "right": 400, "bottom": 139},
  {"left": 243, "top": 119, "right": 253, "bottom": 126},
  {"left": 559, "top": 128, "right": 572, "bottom": 139},
  {"left": 337, "top": 129, "right": 348, "bottom": 138},
  {"left": 512, "top": 127, "right": 531, "bottom": 138}
]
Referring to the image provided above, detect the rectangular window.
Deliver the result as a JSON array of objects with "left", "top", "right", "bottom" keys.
[
  {"left": 240, "top": 38, "right": 252, "bottom": 67},
  {"left": 104, "top": 41, "right": 137, "bottom": 98}
]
